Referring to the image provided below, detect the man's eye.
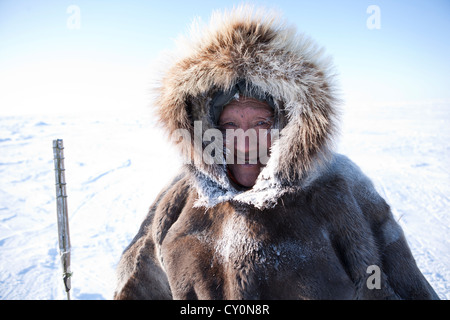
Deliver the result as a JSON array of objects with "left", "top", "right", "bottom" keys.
[
  {"left": 220, "top": 122, "right": 236, "bottom": 128},
  {"left": 256, "top": 121, "right": 272, "bottom": 128}
]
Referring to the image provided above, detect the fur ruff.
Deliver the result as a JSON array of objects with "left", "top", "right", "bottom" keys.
[{"left": 153, "top": 5, "right": 340, "bottom": 209}]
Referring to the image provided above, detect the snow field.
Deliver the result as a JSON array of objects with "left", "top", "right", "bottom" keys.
[{"left": 0, "top": 101, "right": 448, "bottom": 299}]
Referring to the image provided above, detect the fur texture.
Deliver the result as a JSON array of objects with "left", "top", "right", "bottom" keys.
[{"left": 114, "top": 6, "right": 439, "bottom": 300}]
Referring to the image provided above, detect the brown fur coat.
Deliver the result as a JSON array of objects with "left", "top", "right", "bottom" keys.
[{"left": 114, "top": 6, "right": 439, "bottom": 300}]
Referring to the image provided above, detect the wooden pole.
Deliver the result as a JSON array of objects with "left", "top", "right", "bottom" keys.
[{"left": 53, "top": 139, "right": 72, "bottom": 300}]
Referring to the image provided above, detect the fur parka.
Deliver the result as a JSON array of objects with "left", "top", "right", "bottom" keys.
[{"left": 114, "top": 6, "right": 439, "bottom": 300}]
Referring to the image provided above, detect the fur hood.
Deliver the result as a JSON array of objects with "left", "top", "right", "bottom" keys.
[{"left": 153, "top": 6, "right": 340, "bottom": 209}]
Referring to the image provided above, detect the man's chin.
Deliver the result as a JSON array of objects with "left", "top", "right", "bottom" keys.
[{"left": 229, "top": 164, "right": 261, "bottom": 187}]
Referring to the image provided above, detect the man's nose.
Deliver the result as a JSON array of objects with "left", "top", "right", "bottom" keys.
[{"left": 233, "top": 129, "right": 258, "bottom": 154}]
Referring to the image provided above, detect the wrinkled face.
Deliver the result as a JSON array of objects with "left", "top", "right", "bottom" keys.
[{"left": 218, "top": 97, "right": 274, "bottom": 188}]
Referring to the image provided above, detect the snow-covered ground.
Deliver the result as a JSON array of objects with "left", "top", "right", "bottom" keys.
[{"left": 0, "top": 101, "right": 448, "bottom": 300}]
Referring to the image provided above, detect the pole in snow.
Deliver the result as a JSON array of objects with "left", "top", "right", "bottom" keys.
[{"left": 53, "top": 139, "right": 72, "bottom": 300}]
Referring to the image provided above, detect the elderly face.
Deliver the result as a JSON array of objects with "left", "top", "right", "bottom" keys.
[{"left": 218, "top": 97, "right": 274, "bottom": 188}]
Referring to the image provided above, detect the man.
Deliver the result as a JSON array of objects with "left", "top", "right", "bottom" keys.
[{"left": 114, "top": 6, "right": 439, "bottom": 299}]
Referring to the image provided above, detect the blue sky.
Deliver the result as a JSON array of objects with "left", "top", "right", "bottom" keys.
[{"left": 0, "top": 0, "right": 449, "bottom": 115}]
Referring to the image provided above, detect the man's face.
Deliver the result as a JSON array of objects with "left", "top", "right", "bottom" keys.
[{"left": 218, "top": 97, "right": 274, "bottom": 187}]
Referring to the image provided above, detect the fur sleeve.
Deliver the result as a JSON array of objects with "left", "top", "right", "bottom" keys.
[
  {"left": 375, "top": 212, "right": 440, "bottom": 299},
  {"left": 114, "top": 171, "right": 189, "bottom": 299},
  {"left": 351, "top": 164, "right": 440, "bottom": 299},
  {"left": 323, "top": 154, "right": 439, "bottom": 299}
]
